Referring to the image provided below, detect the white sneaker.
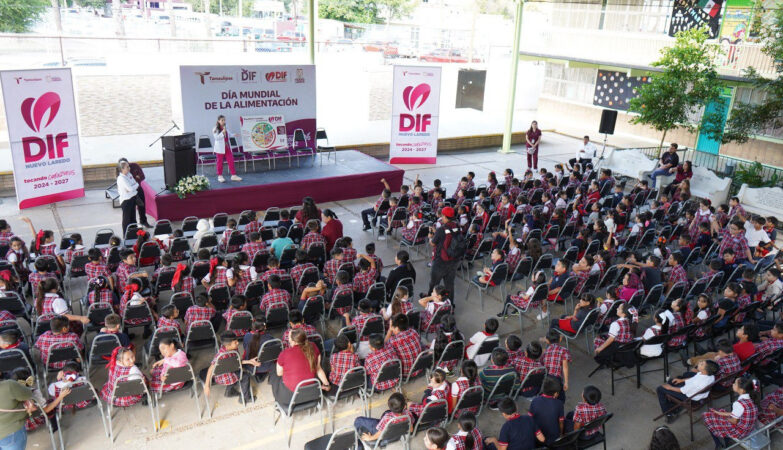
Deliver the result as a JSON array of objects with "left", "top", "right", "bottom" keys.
[
  {"left": 536, "top": 311, "right": 549, "bottom": 321},
  {"left": 231, "top": 175, "right": 242, "bottom": 181},
  {"left": 218, "top": 175, "right": 225, "bottom": 183}
]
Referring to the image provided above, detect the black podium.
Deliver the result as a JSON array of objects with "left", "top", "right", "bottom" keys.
[{"left": 162, "top": 133, "right": 196, "bottom": 189}]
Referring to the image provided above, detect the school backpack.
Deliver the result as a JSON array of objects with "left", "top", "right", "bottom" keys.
[{"left": 441, "top": 224, "right": 467, "bottom": 262}]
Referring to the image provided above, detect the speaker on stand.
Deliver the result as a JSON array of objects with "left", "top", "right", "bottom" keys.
[
  {"left": 595, "top": 109, "right": 617, "bottom": 171},
  {"left": 161, "top": 132, "right": 197, "bottom": 192}
]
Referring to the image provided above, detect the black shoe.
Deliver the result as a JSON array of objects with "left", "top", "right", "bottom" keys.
[
  {"left": 496, "top": 312, "right": 506, "bottom": 319},
  {"left": 362, "top": 226, "right": 371, "bottom": 231}
]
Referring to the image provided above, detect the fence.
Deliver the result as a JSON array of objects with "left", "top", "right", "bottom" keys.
[{"left": 615, "top": 146, "right": 783, "bottom": 195}]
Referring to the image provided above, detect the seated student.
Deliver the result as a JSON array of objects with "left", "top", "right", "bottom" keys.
[
  {"left": 10, "top": 367, "right": 71, "bottom": 432},
  {"left": 758, "top": 268, "right": 783, "bottom": 302},
  {"left": 328, "top": 334, "right": 360, "bottom": 388},
  {"left": 227, "top": 252, "right": 257, "bottom": 296},
  {"left": 36, "top": 277, "right": 90, "bottom": 328},
  {"left": 100, "top": 346, "right": 145, "bottom": 406},
  {"left": 337, "top": 236, "right": 357, "bottom": 264},
  {"left": 484, "top": 397, "right": 545, "bottom": 450},
  {"left": 447, "top": 411, "right": 483, "bottom": 450},
  {"left": 516, "top": 342, "right": 546, "bottom": 399},
  {"left": 87, "top": 276, "right": 115, "bottom": 308},
  {"left": 354, "top": 392, "right": 413, "bottom": 444},
  {"left": 702, "top": 376, "right": 760, "bottom": 449},
  {"left": 383, "top": 286, "right": 413, "bottom": 322},
  {"left": 289, "top": 249, "right": 316, "bottom": 290},
  {"left": 361, "top": 186, "right": 392, "bottom": 232},
  {"left": 328, "top": 270, "right": 354, "bottom": 316},
  {"left": 0, "top": 329, "right": 34, "bottom": 375},
  {"left": 118, "top": 278, "right": 154, "bottom": 338},
  {"left": 734, "top": 324, "right": 759, "bottom": 362},
  {"left": 270, "top": 227, "right": 294, "bottom": 259},
  {"left": 149, "top": 337, "right": 189, "bottom": 393},
  {"left": 85, "top": 247, "right": 112, "bottom": 285},
  {"left": 34, "top": 315, "right": 84, "bottom": 370},
  {"left": 156, "top": 304, "right": 183, "bottom": 337},
  {"left": 242, "top": 316, "right": 275, "bottom": 381},
  {"left": 242, "top": 231, "right": 266, "bottom": 257},
  {"left": 479, "top": 348, "right": 517, "bottom": 405},
  {"left": 352, "top": 254, "right": 378, "bottom": 302},
  {"left": 419, "top": 286, "right": 452, "bottom": 334},
  {"left": 757, "top": 322, "right": 783, "bottom": 364},
  {"left": 300, "top": 220, "right": 325, "bottom": 249},
  {"left": 184, "top": 293, "right": 220, "bottom": 334},
  {"left": 97, "top": 313, "right": 131, "bottom": 347},
  {"left": 541, "top": 329, "right": 572, "bottom": 401},
  {"left": 259, "top": 257, "right": 287, "bottom": 284},
  {"left": 385, "top": 313, "right": 422, "bottom": 379},
  {"left": 277, "top": 210, "right": 293, "bottom": 231},
  {"left": 721, "top": 248, "right": 740, "bottom": 283},
  {"left": 409, "top": 368, "right": 450, "bottom": 418},
  {"left": 431, "top": 315, "right": 466, "bottom": 373},
  {"left": 259, "top": 275, "right": 292, "bottom": 314},
  {"left": 151, "top": 253, "right": 174, "bottom": 286},
  {"left": 565, "top": 385, "right": 608, "bottom": 439},
  {"left": 323, "top": 247, "right": 344, "bottom": 287},
  {"left": 171, "top": 263, "right": 196, "bottom": 298},
  {"left": 530, "top": 376, "right": 565, "bottom": 445},
  {"left": 550, "top": 293, "right": 595, "bottom": 334},
  {"left": 46, "top": 361, "right": 91, "bottom": 412},
  {"left": 364, "top": 334, "right": 398, "bottom": 392},
  {"left": 465, "top": 318, "right": 500, "bottom": 366},
  {"left": 472, "top": 249, "right": 505, "bottom": 288},
  {"left": 200, "top": 333, "right": 259, "bottom": 403},
  {"left": 656, "top": 359, "right": 719, "bottom": 423},
  {"left": 759, "top": 386, "right": 783, "bottom": 426},
  {"left": 28, "top": 258, "right": 58, "bottom": 295},
  {"left": 450, "top": 360, "right": 480, "bottom": 415},
  {"left": 640, "top": 310, "right": 670, "bottom": 358},
  {"left": 593, "top": 302, "right": 634, "bottom": 366},
  {"left": 497, "top": 271, "right": 547, "bottom": 319},
  {"left": 298, "top": 280, "right": 327, "bottom": 316},
  {"left": 223, "top": 295, "right": 251, "bottom": 336}
]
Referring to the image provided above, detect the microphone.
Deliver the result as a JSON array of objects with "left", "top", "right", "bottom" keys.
[{"left": 172, "top": 120, "right": 180, "bottom": 130}]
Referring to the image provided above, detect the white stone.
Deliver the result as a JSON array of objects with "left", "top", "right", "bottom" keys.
[
  {"left": 690, "top": 166, "right": 731, "bottom": 206},
  {"left": 602, "top": 148, "right": 657, "bottom": 181},
  {"left": 736, "top": 184, "right": 783, "bottom": 220}
]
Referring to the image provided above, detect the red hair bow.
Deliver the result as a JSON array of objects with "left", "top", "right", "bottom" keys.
[
  {"left": 171, "top": 263, "right": 187, "bottom": 287},
  {"left": 36, "top": 229, "right": 44, "bottom": 249},
  {"left": 209, "top": 257, "right": 219, "bottom": 272},
  {"left": 136, "top": 229, "right": 147, "bottom": 237},
  {"left": 124, "top": 282, "right": 139, "bottom": 294},
  {"left": 0, "top": 270, "right": 10, "bottom": 281}
]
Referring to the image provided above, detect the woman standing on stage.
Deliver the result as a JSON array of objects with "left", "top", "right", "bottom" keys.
[
  {"left": 525, "top": 120, "right": 542, "bottom": 170},
  {"left": 212, "top": 115, "right": 242, "bottom": 183}
]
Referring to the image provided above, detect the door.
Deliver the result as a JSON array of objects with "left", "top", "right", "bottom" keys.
[{"left": 696, "top": 87, "right": 733, "bottom": 155}]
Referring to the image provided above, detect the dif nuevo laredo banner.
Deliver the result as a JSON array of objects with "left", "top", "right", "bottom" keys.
[
  {"left": 390, "top": 65, "right": 441, "bottom": 164},
  {"left": 0, "top": 68, "right": 84, "bottom": 209},
  {"left": 180, "top": 65, "right": 316, "bottom": 150}
]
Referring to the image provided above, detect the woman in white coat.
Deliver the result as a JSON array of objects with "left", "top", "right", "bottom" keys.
[
  {"left": 117, "top": 161, "right": 139, "bottom": 234},
  {"left": 212, "top": 115, "right": 242, "bottom": 183}
]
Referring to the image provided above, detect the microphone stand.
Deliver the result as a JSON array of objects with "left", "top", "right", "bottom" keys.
[{"left": 148, "top": 121, "right": 180, "bottom": 147}]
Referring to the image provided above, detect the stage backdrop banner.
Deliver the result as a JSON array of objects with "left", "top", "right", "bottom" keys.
[
  {"left": 240, "top": 114, "right": 288, "bottom": 152},
  {"left": 390, "top": 65, "right": 442, "bottom": 165},
  {"left": 0, "top": 68, "right": 84, "bottom": 209},
  {"left": 180, "top": 65, "right": 316, "bottom": 151}
]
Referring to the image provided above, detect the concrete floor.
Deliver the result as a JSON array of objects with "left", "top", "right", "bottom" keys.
[{"left": 11, "top": 136, "right": 777, "bottom": 450}]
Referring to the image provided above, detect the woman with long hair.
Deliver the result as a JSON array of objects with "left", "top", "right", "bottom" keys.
[
  {"left": 295, "top": 196, "right": 322, "bottom": 225},
  {"left": 212, "top": 114, "right": 242, "bottom": 183},
  {"left": 525, "top": 120, "right": 542, "bottom": 170},
  {"left": 271, "top": 328, "right": 329, "bottom": 404}
]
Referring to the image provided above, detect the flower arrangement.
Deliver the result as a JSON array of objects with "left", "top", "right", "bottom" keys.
[{"left": 173, "top": 175, "right": 210, "bottom": 199}]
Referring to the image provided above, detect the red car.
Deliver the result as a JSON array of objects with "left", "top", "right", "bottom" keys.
[
  {"left": 420, "top": 49, "right": 481, "bottom": 63},
  {"left": 278, "top": 31, "right": 306, "bottom": 42},
  {"left": 362, "top": 41, "right": 398, "bottom": 57}
]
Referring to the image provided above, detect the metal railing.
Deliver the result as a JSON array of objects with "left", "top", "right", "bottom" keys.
[{"left": 614, "top": 146, "right": 783, "bottom": 195}]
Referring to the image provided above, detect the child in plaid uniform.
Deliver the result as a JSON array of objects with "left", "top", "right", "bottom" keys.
[
  {"left": 328, "top": 334, "right": 360, "bottom": 386},
  {"left": 323, "top": 248, "right": 344, "bottom": 286},
  {"left": 593, "top": 303, "right": 633, "bottom": 364},
  {"left": 227, "top": 252, "right": 257, "bottom": 295},
  {"left": 337, "top": 237, "right": 358, "bottom": 266},
  {"left": 62, "top": 233, "right": 86, "bottom": 265},
  {"left": 87, "top": 276, "right": 115, "bottom": 307},
  {"left": 200, "top": 334, "right": 257, "bottom": 401},
  {"left": 365, "top": 243, "right": 383, "bottom": 280},
  {"left": 100, "top": 346, "right": 146, "bottom": 406},
  {"left": 565, "top": 385, "right": 607, "bottom": 437},
  {"left": 386, "top": 313, "right": 422, "bottom": 378},
  {"left": 290, "top": 250, "right": 317, "bottom": 291},
  {"left": 542, "top": 329, "right": 572, "bottom": 397},
  {"left": 516, "top": 342, "right": 546, "bottom": 398},
  {"left": 354, "top": 392, "right": 413, "bottom": 444},
  {"left": 259, "top": 275, "right": 291, "bottom": 313},
  {"left": 667, "top": 299, "right": 688, "bottom": 347},
  {"left": 115, "top": 250, "right": 138, "bottom": 292},
  {"left": 499, "top": 271, "right": 547, "bottom": 316},
  {"left": 450, "top": 361, "right": 481, "bottom": 415},
  {"left": 301, "top": 221, "right": 325, "bottom": 249},
  {"left": 759, "top": 387, "right": 783, "bottom": 425},
  {"left": 48, "top": 362, "right": 92, "bottom": 411},
  {"left": 259, "top": 258, "right": 287, "bottom": 283},
  {"left": 329, "top": 271, "right": 354, "bottom": 315},
  {"left": 34, "top": 315, "right": 83, "bottom": 370},
  {"left": 418, "top": 286, "right": 452, "bottom": 334},
  {"left": 449, "top": 411, "right": 484, "bottom": 450},
  {"left": 400, "top": 212, "right": 424, "bottom": 244},
  {"left": 703, "top": 376, "right": 759, "bottom": 448},
  {"left": 409, "top": 368, "right": 449, "bottom": 417},
  {"left": 243, "top": 212, "right": 264, "bottom": 236},
  {"left": 119, "top": 279, "right": 153, "bottom": 329},
  {"left": 223, "top": 295, "right": 251, "bottom": 336},
  {"left": 184, "top": 294, "right": 218, "bottom": 332},
  {"left": 241, "top": 232, "right": 266, "bottom": 257},
  {"left": 172, "top": 264, "right": 196, "bottom": 297},
  {"left": 364, "top": 334, "right": 399, "bottom": 392},
  {"left": 201, "top": 256, "right": 229, "bottom": 289},
  {"left": 6, "top": 237, "right": 30, "bottom": 282},
  {"left": 86, "top": 248, "right": 112, "bottom": 280},
  {"left": 220, "top": 219, "right": 242, "bottom": 254},
  {"left": 353, "top": 255, "right": 377, "bottom": 298},
  {"left": 157, "top": 304, "right": 183, "bottom": 336},
  {"left": 149, "top": 337, "right": 189, "bottom": 393},
  {"left": 28, "top": 258, "right": 59, "bottom": 295},
  {"left": 282, "top": 310, "right": 319, "bottom": 349}
]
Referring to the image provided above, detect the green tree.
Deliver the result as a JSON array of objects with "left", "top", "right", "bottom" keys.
[
  {"left": 319, "top": 0, "right": 413, "bottom": 24},
  {"left": 0, "top": 0, "right": 48, "bottom": 32},
  {"left": 628, "top": 27, "right": 722, "bottom": 152},
  {"left": 77, "top": 0, "right": 106, "bottom": 9},
  {"left": 706, "top": 8, "right": 783, "bottom": 144}
]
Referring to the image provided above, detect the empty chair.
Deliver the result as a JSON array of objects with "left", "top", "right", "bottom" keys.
[
  {"left": 304, "top": 426, "right": 356, "bottom": 450},
  {"left": 324, "top": 366, "right": 367, "bottom": 432},
  {"left": 273, "top": 378, "right": 325, "bottom": 447}
]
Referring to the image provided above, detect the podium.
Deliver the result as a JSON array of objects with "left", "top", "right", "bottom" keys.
[{"left": 162, "top": 132, "right": 196, "bottom": 189}]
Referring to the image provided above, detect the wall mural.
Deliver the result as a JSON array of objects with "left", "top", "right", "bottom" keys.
[
  {"left": 668, "top": 0, "right": 724, "bottom": 38},
  {"left": 592, "top": 71, "right": 650, "bottom": 111}
]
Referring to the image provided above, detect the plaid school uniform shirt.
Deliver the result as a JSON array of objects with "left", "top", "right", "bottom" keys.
[
  {"left": 369, "top": 254, "right": 384, "bottom": 278},
  {"left": 719, "top": 230, "right": 750, "bottom": 259},
  {"left": 667, "top": 265, "right": 689, "bottom": 289},
  {"left": 210, "top": 347, "right": 240, "bottom": 385},
  {"left": 409, "top": 383, "right": 450, "bottom": 417},
  {"left": 450, "top": 428, "right": 484, "bottom": 450},
  {"left": 451, "top": 377, "right": 481, "bottom": 414},
  {"left": 735, "top": 294, "right": 753, "bottom": 322},
  {"left": 0, "top": 310, "right": 15, "bottom": 322},
  {"left": 282, "top": 323, "right": 319, "bottom": 348},
  {"left": 759, "top": 387, "right": 783, "bottom": 425},
  {"left": 571, "top": 270, "right": 591, "bottom": 293},
  {"left": 230, "top": 267, "right": 253, "bottom": 296},
  {"left": 157, "top": 316, "right": 183, "bottom": 335},
  {"left": 505, "top": 248, "right": 522, "bottom": 272},
  {"left": 63, "top": 246, "right": 86, "bottom": 265},
  {"left": 668, "top": 312, "right": 687, "bottom": 347},
  {"left": 222, "top": 308, "right": 250, "bottom": 336},
  {"left": 244, "top": 220, "right": 263, "bottom": 236},
  {"left": 241, "top": 241, "right": 266, "bottom": 257},
  {"left": 542, "top": 343, "right": 571, "bottom": 379},
  {"left": 0, "top": 230, "right": 15, "bottom": 246},
  {"left": 205, "top": 266, "right": 229, "bottom": 286},
  {"left": 375, "top": 409, "right": 414, "bottom": 434},
  {"left": 116, "top": 262, "right": 135, "bottom": 291},
  {"left": 353, "top": 269, "right": 377, "bottom": 295},
  {"left": 260, "top": 288, "right": 291, "bottom": 312},
  {"left": 184, "top": 305, "right": 216, "bottom": 331},
  {"left": 259, "top": 268, "right": 287, "bottom": 283},
  {"left": 100, "top": 364, "right": 145, "bottom": 406},
  {"left": 290, "top": 262, "right": 316, "bottom": 287},
  {"left": 88, "top": 288, "right": 114, "bottom": 306},
  {"left": 40, "top": 293, "right": 65, "bottom": 316},
  {"left": 28, "top": 271, "right": 57, "bottom": 294},
  {"left": 365, "top": 346, "right": 398, "bottom": 391},
  {"left": 573, "top": 402, "right": 608, "bottom": 437},
  {"left": 34, "top": 331, "right": 83, "bottom": 369},
  {"left": 401, "top": 219, "right": 423, "bottom": 242},
  {"left": 756, "top": 338, "right": 783, "bottom": 362},
  {"left": 422, "top": 300, "right": 452, "bottom": 334},
  {"left": 119, "top": 291, "right": 150, "bottom": 326},
  {"left": 38, "top": 242, "right": 57, "bottom": 257},
  {"left": 85, "top": 261, "right": 110, "bottom": 280},
  {"left": 342, "top": 247, "right": 358, "bottom": 265},
  {"left": 703, "top": 396, "right": 757, "bottom": 439},
  {"left": 716, "top": 353, "right": 742, "bottom": 388},
  {"left": 323, "top": 258, "right": 342, "bottom": 285},
  {"left": 351, "top": 313, "right": 377, "bottom": 341},
  {"left": 328, "top": 350, "right": 360, "bottom": 385},
  {"left": 174, "top": 276, "right": 196, "bottom": 297},
  {"left": 729, "top": 204, "right": 747, "bottom": 219},
  {"left": 301, "top": 231, "right": 325, "bottom": 250},
  {"left": 387, "top": 328, "right": 422, "bottom": 377}
]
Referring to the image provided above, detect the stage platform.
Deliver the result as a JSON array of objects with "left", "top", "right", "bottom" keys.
[{"left": 140, "top": 151, "right": 404, "bottom": 221}]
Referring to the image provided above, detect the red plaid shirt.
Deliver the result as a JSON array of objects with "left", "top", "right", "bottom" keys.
[
  {"left": 342, "top": 247, "right": 357, "bottom": 265},
  {"left": 573, "top": 402, "right": 608, "bottom": 437},
  {"left": 222, "top": 309, "right": 251, "bottom": 336},
  {"left": 301, "top": 232, "right": 325, "bottom": 250},
  {"left": 184, "top": 305, "right": 216, "bottom": 331},
  {"left": 375, "top": 410, "right": 414, "bottom": 434},
  {"left": 511, "top": 354, "right": 544, "bottom": 381},
  {"left": 259, "top": 268, "right": 287, "bottom": 283},
  {"left": 64, "top": 246, "right": 86, "bottom": 264},
  {"left": 244, "top": 220, "right": 263, "bottom": 236},
  {"left": 735, "top": 294, "right": 753, "bottom": 322},
  {"left": 719, "top": 230, "right": 750, "bottom": 259},
  {"left": 352, "top": 313, "right": 378, "bottom": 341},
  {"left": 729, "top": 204, "right": 747, "bottom": 219},
  {"left": 174, "top": 276, "right": 196, "bottom": 297},
  {"left": 450, "top": 428, "right": 484, "bottom": 450},
  {"left": 353, "top": 269, "right": 377, "bottom": 294},
  {"left": 290, "top": 263, "right": 317, "bottom": 287},
  {"left": 88, "top": 288, "right": 113, "bottom": 305},
  {"left": 571, "top": 270, "right": 590, "bottom": 294},
  {"left": 210, "top": 347, "right": 240, "bottom": 385},
  {"left": 667, "top": 264, "right": 689, "bottom": 289},
  {"left": 37, "top": 242, "right": 57, "bottom": 257},
  {"left": 542, "top": 343, "right": 571, "bottom": 379},
  {"left": 157, "top": 316, "right": 183, "bottom": 335},
  {"left": 282, "top": 323, "right": 319, "bottom": 348},
  {"left": 332, "top": 284, "right": 354, "bottom": 315},
  {"left": 374, "top": 195, "right": 386, "bottom": 210},
  {"left": 34, "top": 331, "right": 83, "bottom": 369},
  {"left": 387, "top": 328, "right": 422, "bottom": 377},
  {"left": 756, "top": 338, "right": 783, "bottom": 361},
  {"left": 401, "top": 219, "right": 423, "bottom": 242},
  {"left": 328, "top": 350, "right": 360, "bottom": 385},
  {"left": 323, "top": 259, "right": 342, "bottom": 285},
  {"left": 100, "top": 363, "right": 145, "bottom": 406},
  {"left": 260, "top": 288, "right": 291, "bottom": 312},
  {"left": 85, "top": 262, "right": 110, "bottom": 280},
  {"left": 241, "top": 241, "right": 266, "bottom": 257},
  {"left": 716, "top": 353, "right": 742, "bottom": 387},
  {"left": 669, "top": 312, "right": 687, "bottom": 347},
  {"left": 760, "top": 387, "right": 783, "bottom": 425},
  {"left": 505, "top": 248, "right": 522, "bottom": 272},
  {"left": 365, "top": 347, "right": 399, "bottom": 391},
  {"left": 29, "top": 271, "right": 57, "bottom": 294},
  {"left": 0, "top": 310, "right": 15, "bottom": 322},
  {"left": 116, "top": 262, "right": 135, "bottom": 291}
]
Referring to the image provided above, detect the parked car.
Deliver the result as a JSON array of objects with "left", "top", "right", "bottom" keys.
[
  {"left": 278, "top": 31, "right": 306, "bottom": 42},
  {"left": 255, "top": 42, "right": 292, "bottom": 53},
  {"left": 362, "top": 40, "right": 398, "bottom": 57},
  {"left": 420, "top": 48, "right": 481, "bottom": 63}
]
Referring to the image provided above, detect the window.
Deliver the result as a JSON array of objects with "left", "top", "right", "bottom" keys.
[
  {"left": 734, "top": 87, "right": 783, "bottom": 139},
  {"left": 543, "top": 63, "right": 597, "bottom": 104}
]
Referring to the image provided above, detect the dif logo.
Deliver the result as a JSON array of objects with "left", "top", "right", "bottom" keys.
[
  {"left": 19, "top": 92, "right": 69, "bottom": 163},
  {"left": 265, "top": 71, "right": 287, "bottom": 82},
  {"left": 399, "top": 84, "right": 432, "bottom": 132},
  {"left": 240, "top": 68, "right": 257, "bottom": 82}
]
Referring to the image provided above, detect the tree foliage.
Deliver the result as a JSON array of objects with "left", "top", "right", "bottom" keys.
[
  {"left": 77, "top": 0, "right": 106, "bottom": 9},
  {"left": 319, "top": 0, "right": 414, "bottom": 24},
  {"left": 711, "top": 8, "right": 783, "bottom": 144},
  {"left": 0, "top": 0, "right": 48, "bottom": 32},
  {"left": 628, "top": 27, "right": 722, "bottom": 150}
]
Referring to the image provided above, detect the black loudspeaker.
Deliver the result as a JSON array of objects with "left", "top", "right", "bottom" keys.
[
  {"left": 161, "top": 132, "right": 196, "bottom": 151},
  {"left": 163, "top": 146, "right": 196, "bottom": 189},
  {"left": 456, "top": 69, "right": 487, "bottom": 111},
  {"left": 599, "top": 109, "right": 618, "bottom": 135}
]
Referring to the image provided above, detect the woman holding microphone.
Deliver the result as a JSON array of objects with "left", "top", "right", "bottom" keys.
[
  {"left": 117, "top": 161, "right": 140, "bottom": 234},
  {"left": 213, "top": 115, "right": 242, "bottom": 183}
]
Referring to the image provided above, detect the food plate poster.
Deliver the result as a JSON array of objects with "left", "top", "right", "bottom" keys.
[
  {"left": 180, "top": 65, "right": 315, "bottom": 150},
  {"left": 240, "top": 115, "right": 288, "bottom": 151},
  {"left": 0, "top": 68, "right": 84, "bottom": 209},
  {"left": 390, "top": 65, "right": 442, "bottom": 165}
]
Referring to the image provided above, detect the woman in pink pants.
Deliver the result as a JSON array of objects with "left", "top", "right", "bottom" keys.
[{"left": 212, "top": 115, "right": 242, "bottom": 183}]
